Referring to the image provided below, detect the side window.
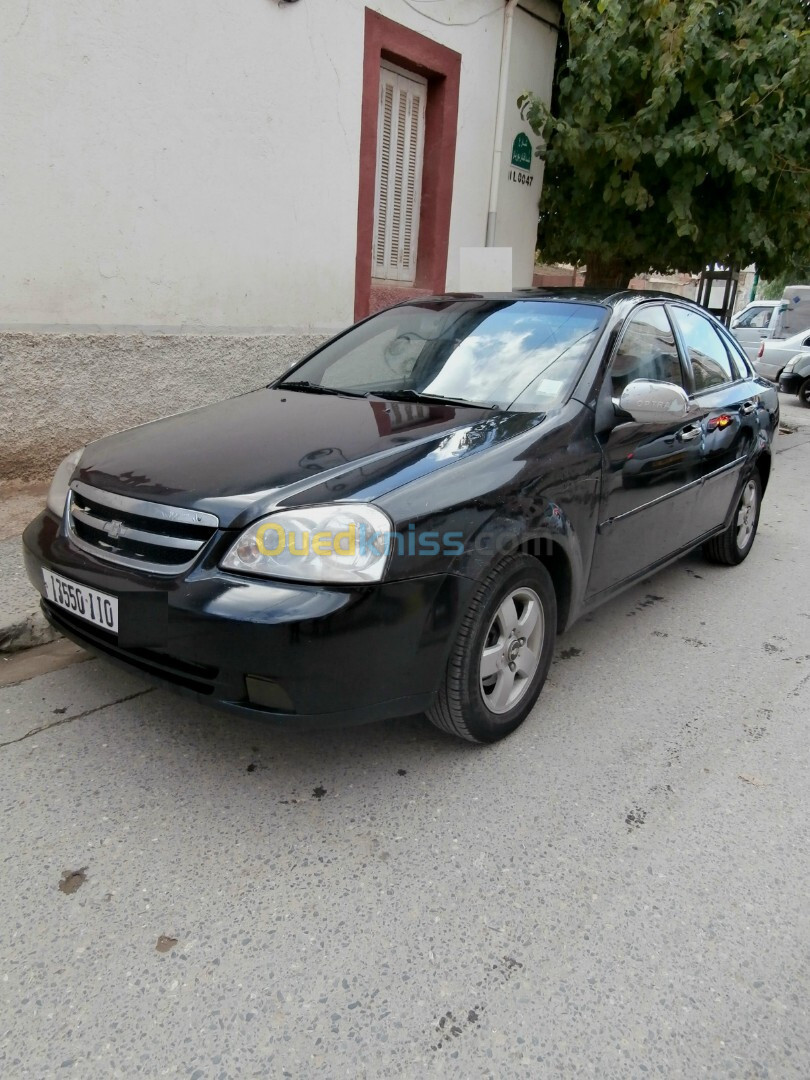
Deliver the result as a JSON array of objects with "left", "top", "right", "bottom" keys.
[
  {"left": 735, "top": 306, "right": 771, "bottom": 329},
  {"left": 670, "top": 308, "right": 734, "bottom": 392},
  {"left": 716, "top": 324, "right": 751, "bottom": 379},
  {"left": 610, "top": 305, "right": 684, "bottom": 395},
  {"left": 728, "top": 347, "right": 749, "bottom": 380}
]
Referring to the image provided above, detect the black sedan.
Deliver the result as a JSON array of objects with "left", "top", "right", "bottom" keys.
[{"left": 23, "top": 290, "right": 778, "bottom": 742}]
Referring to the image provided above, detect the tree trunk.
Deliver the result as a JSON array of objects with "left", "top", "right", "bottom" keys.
[{"left": 583, "top": 253, "right": 635, "bottom": 289}]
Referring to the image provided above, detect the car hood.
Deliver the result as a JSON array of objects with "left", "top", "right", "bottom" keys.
[{"left": 75, "top": 388, "right": 543, "bottom": 528}]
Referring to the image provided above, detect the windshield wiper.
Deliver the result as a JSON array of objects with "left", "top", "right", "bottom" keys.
[
  {"left": 367, "top": 388, "right": 498, "bottom": 410},
  {"left": 276, "top": 380, "right": 368, "bottom": 399},
  {"left": 278, "top": 381, "right": 498, "bottom": 409}
]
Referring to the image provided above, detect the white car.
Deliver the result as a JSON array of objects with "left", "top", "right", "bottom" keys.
[
  {"left": 731, "top": 300, "right": 785, "bottom": 360},
  {"left": 753, "top": 328, "right": 810, "bottom": 383}
]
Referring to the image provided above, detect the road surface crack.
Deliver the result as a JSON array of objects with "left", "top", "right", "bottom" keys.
[
  {"left": 0, "top": 688, "right": 154, "bottom": 749},
  {"left": 775, "top": 434, "right": 810, "bottom": 455}
]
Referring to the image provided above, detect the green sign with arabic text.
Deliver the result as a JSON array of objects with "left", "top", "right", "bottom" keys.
[{"left": 511, "top": 132, "right": 532, "bottom": 171}]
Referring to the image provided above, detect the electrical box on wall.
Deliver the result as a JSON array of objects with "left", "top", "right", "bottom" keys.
[{"left": 459, "top": 248, "right": 513, "bottom": 292}]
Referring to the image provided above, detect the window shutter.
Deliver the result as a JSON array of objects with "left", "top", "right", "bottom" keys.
[{"left": 372, "top": 67, "right": 426, "bottom": 284}]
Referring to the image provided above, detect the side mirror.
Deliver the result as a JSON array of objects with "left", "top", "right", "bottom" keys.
[{"left": 619, "top": 379, "right": 690, "bottom": 424}]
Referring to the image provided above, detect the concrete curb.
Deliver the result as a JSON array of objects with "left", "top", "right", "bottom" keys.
[
  {"left": 0, "top": 517, "right": 61, "bottom": 655},
  {"left": 0, "top": 611, "right": 60, "bottom": 655}
]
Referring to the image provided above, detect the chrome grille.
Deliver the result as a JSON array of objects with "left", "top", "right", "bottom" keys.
[{"left": 66, "top": 480, "right": 219, "bottom": 575}]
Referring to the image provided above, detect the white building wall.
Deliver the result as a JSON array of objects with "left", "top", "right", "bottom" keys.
[
  {"left": 2, "top": 0, "right": 362, "bottom": 329},
  {"left": 493, "top": 1, "right": 559, "bottom": 288}
]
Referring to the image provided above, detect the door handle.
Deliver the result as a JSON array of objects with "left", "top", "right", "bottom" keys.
[
  {"left": 679, "top": 424, "right": 702, "bottom": 441},
  {"left": 740, "top": 400, "right": 757, "bottom": 415}
]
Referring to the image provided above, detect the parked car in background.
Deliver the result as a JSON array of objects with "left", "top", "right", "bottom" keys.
[
  {"left": 753, "top": 328, "right": 810, "bottom": 383},
  {"left": 731, "top": 300, "right": 785, "bottom": 360},
  {"left": 779, "top": 352, "right": 810, "bottom": 407},
  {"left": 24, "top": 290, "right": 778, "bottom": 743},
  {"left": 731, "top": 286, "right": 810, "bottom": 361}
]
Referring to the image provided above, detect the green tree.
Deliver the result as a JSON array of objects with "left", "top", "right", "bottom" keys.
[
  {"left": 759, "top": 267, "right": 810, "bottom": 300},
  {"left": 520, "top": 0, "right": 810, "bottom": 288}
]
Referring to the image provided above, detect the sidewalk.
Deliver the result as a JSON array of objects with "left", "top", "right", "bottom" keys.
[
  {"left": 777, "top": 395, "right": 810, "bottom": 440},
  {"left": 1, "top": 397, "right": 809, "bottom": 654}
]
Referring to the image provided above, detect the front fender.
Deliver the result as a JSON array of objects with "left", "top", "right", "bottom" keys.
[{"left": 450, "top": 500, "right": 583, "bottom": 585}]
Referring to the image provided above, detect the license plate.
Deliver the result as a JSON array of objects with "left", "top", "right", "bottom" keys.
[{"left": 42, "top": 569, "right": 119, "bottom": 634}]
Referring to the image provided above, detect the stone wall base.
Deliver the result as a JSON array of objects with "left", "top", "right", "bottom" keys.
[{"left": 0, "top": 330, "right": 330, "bottom": 482}]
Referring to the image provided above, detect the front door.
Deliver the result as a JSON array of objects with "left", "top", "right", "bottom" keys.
[{"left": 588, "top": 304, "right": 699, "bottom": 597}]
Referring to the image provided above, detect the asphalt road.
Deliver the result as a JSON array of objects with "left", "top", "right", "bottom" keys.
[{"left": 1, "top": 429, "right": 809, "bottom": 1079}]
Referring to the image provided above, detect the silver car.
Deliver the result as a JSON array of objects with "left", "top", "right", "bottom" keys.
[{"left": 753, "top": 328, "right": 810, "bottom": 383}]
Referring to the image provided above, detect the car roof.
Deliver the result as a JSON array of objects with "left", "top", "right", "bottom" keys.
[{"left": 413, "top": 287, "right": 698, "bottom": 309}]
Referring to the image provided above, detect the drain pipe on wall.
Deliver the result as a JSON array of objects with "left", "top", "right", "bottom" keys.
[{"left": 485, "top": 0, "right": 518, "bottom": 246}]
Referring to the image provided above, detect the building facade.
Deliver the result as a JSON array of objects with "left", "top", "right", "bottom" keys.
[{"left": 1, "top": 0, "right": 559, "bottom": 479}]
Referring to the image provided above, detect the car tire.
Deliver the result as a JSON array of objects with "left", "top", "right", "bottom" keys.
[
  {"left": 703, "top": 472, "right": 762, "bottom": 566},
  {"left": 427, "top": 553, "right": 556, "bottom": 743},
  {"left": 800, "top": 376, "right": 810, "bottom": 408}
]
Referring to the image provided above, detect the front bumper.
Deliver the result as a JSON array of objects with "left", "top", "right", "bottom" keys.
[
  {"left": 23, "top": 511, "right": 471, "bottom": 728},
  {"left": 779, "top": 372, "right": 802, "bottom": 395}
]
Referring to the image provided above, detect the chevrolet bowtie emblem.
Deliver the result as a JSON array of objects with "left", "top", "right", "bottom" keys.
[{"left": 104, "top": 519, "right": 123, "bottom": 540}]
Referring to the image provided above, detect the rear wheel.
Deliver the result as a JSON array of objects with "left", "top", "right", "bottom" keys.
[
  {"left": 703, "top": 472, "right": 761, "bottom": 566},
  {"left": 427, "top": 553, "right": 556, "bottom": 743}
]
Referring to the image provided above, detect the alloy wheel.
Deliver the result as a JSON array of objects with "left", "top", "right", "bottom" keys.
[
  {"left": 736, "top": 478, "right": 758, "bottom": 551},
  {"left": 479, "top": 587, "right": 544, "bottom": 715}
]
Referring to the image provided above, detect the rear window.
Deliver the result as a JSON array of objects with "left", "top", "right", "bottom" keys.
[{"left": 716, "top": 324, "right": 752, "bottom": 379}]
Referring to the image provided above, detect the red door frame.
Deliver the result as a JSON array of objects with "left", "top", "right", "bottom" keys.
[{"left": 355, "top": 9, "right": 461, "bottom": 320}]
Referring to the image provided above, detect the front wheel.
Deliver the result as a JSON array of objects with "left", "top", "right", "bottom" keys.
[
  {"left": 427, "top": 553, "right": 557, "bottom": 743},
  {"left": 799, "top": 376, "right": 810, "bottom": 408},
  {"left": 703, "top": 472, "right": 761, "bottom": 566}
]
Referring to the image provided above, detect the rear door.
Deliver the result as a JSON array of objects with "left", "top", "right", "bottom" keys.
[
  {"left": 587, "top": 304, "right": 700, "bottom": 596},
  {"left": 668, "top": 305, "right": 760, "bottom": 541}
]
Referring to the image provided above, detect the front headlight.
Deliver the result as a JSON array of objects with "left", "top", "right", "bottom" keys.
[
  {"left": 47, "top": 448, "right": 84, "bottom": 517},
  {"left": 782, "top": 355, "right": 801, "bottom": 374},
  {"left": 221, "top": 504, "right": 394, "bottom": 584}
]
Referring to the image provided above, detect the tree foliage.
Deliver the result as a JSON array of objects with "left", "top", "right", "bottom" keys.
[
  {"left": 759, "top": 265, "right": 810, "bottom": 300},
  {"left": 520, "top": 0, "right": 810, "bottom": 287}
]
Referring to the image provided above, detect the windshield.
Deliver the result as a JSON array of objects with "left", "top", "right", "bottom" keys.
[{"left": 277, "top": 299, "right": 607, "bottom": 411}]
